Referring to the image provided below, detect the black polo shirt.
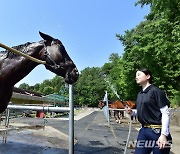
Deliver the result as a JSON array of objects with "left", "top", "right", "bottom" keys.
[{"left": 136, "top": 84, "right": 170, "bottom": 125}]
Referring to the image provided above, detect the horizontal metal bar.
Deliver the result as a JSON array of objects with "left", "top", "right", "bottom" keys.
[
  {"left": 7, "top": 105, "right": 70, "bottom": 113},
  {"left": 109, "top": 108, "right": 126, "bottom": 111},
  {"left": 109, "top": 108, "right": 136, "bottom": 112}
]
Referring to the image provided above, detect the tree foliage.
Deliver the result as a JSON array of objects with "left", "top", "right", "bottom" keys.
[
  {"left": 18, "top": 76, "right": 67, "bottom": 96},
  {"left": 116, "top": 0, "right": 180, "bottom": 101},
  {"left": 74, "top": 67, "right": 107, "bottom": 107}
]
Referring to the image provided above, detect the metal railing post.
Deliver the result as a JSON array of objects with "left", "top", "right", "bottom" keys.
[
  {"left": 105, "top": 91, "right": 110, "bottom": 125},
  {"left": 69, "top": 84, "right": 74, "bottom": 154},
  {"left": 5, "top": 109, "right": 10, "bottom": 128}
]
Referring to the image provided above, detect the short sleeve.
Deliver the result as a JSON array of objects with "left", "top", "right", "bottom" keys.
[{"left": 154, "top": 89, "right": 170, "bottom": 108}]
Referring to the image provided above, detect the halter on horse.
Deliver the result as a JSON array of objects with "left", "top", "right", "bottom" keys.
[{"left": 0, "top": 32, "right": 79, "bottom": 113}]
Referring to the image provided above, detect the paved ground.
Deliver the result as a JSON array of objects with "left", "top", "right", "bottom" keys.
[
  {"left": 0, "top": 109, "right": 179, "bottom": 154},
  {"left": 170, "top": 125, "right": 180, "bottom": 154}
]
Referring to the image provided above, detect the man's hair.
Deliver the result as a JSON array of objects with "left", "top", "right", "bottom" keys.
[{"left": 137, "top": 68, "right": 153, "bottom": 84}]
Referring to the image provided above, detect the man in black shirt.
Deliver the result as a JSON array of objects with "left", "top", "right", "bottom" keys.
[{"left": 126, "top": 68, "right": 172, "bottom": 154}]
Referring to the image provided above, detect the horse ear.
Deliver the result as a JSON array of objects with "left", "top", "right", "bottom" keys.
[{"left": 39, "top": 31, "right": 53, "bottom": 41}]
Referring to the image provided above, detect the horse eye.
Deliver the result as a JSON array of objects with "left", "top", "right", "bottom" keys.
[
  {"left": 51, "top": 41, "right": 55, "bottom": 46},
  {"left": 52, "top": 40, "right": 60, "bottom": 46}
]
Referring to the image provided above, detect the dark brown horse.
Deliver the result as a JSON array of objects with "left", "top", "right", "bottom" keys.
[{"left": 0, "top": 32, "right": 79, "bottom": 113}]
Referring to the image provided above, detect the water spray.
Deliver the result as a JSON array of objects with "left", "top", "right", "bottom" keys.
[
  {"left": 102, "top": 73, "right": 132, "bottom": 154},
  {"left": 103, "top": 74, "right": 121, "bottom": 100}
]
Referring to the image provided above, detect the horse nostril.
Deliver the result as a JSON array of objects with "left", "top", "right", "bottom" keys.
[{"left": 75, "top": 68, "right": 79, "bottom": 74}]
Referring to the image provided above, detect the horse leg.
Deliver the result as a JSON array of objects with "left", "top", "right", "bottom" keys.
[
  {"left": 114, "top": 111, "right": 118, "bottom": 123},
  {"left": 0, "top": 87, "right": 13, "bottom": 113},
  {"left": 109, "top": 110, "right": 112, "bottom": 117},
  {"left": 120, "top": 111, "right": 124, "bottom": 119},
  {"left": 131, "top": 115, "right": 133, "bottom": 121},
  {"left": 135, "top": 115, "right": 137, "bottom": 122},
  {"left": 117, "top": 111, "right": 121, "bottom": 124}
]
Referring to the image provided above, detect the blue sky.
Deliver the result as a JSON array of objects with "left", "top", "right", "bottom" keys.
[{"left": 0, "top": 0, "right": 149, "bottom": 86}]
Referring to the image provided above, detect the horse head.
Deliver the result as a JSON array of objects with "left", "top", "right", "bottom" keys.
[
  {"left": 125, "top": 101, "right": 136, "bottom": 109},
  {"left": 39, "top": 32, "right": 79, "bottom": 84},
  {"left": 98, "top": 100, "right": 105, "bottom": 109}
]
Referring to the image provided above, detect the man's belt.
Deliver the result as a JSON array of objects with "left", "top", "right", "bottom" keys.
[{"left": 143, "top": 124, "right": 162, "bottom": 129}]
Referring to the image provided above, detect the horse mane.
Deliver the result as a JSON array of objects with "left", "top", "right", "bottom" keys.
[
  {"left": 0, "top": 42, "right": 32, "bottom": 59},
  {"left": 12, "top": 42, "right": 32, "bottom": 50}
]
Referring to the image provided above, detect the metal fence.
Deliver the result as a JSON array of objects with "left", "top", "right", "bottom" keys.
[{"left": 2, "top": 85, "right": 74, "bottom": 154}]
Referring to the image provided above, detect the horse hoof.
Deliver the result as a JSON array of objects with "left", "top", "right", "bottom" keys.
[{"left": 118, "top": 120, "right": 121, "bottom": 124}]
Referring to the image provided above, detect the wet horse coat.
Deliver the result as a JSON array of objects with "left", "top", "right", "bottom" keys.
[{"left": 0, "top": 32, "right": 79, "bottom": 113}]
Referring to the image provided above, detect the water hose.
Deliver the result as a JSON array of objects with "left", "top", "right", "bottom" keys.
[{"left": 124, "top": 114, "right": 132, "bottom": 154}]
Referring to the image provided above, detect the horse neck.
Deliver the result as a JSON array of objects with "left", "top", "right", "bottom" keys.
[
  {"left": 0, "top": 41, "right": 44, "bottom": 86},
  {"left": 126, "top": 101, "right": 136, "bottom": 109}
]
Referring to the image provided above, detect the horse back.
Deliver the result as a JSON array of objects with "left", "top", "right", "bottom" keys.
[{"left": 110, "top": 100, "right": 124, "bottom": 109}]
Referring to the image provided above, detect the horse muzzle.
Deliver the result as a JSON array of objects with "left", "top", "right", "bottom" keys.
[
  {"left": 45, "top": 62, "right": 79, "bottom": 84},
  {"left": 65, "top": 68, "right": 79, "bottom": 84}
]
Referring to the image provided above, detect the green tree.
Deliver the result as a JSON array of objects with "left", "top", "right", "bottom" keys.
[
  {"left": 43, "top": 86, "right": 54, "bottom": 95},
  {"left": 116, "top": 0, "right": 180, "bottom": 103},
  {"left": 19, "top": 83, "right": 30, "bottom": 90},
  {"left": 74, "top": 67, "right": 107, "bottom": 107},
  {"left": 51, "top": 76, "right": 66, "bottom": 95},
  {"left": 33, "top": 83, "right": 40, "bottom": 93}
]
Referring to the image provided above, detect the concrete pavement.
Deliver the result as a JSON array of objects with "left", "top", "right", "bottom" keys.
[{"left": 0, "top": 109, "right": 179, "bottom": 154}]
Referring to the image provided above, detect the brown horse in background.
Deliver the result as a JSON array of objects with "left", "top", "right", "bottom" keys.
[
  {"left": 98, "top": 100, "right": 113, "bottom": 117},
  {"left": 98, "top": 100, "right": 136, "bottom": 123},
  {"left": 110, "top": 100, "right": 136, "bottom": 123},
  {"left": 109, "top": 100, "right": 124, "bottom": 123}
]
